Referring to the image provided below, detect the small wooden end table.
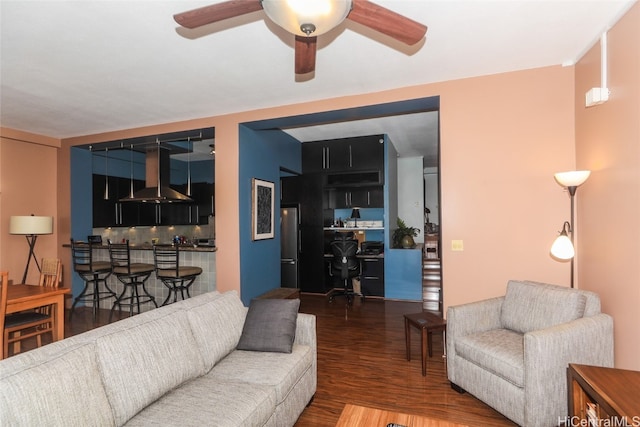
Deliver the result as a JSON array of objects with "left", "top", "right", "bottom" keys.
[{"left": 404, "top": 311, "right": 446, "bottom": 376}]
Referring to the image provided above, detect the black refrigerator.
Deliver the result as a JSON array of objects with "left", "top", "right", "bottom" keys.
[{"left": 280, "top": 205, "right": 300, "bottom": 288}]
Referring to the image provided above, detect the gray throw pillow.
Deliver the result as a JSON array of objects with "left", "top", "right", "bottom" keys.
[{"left": 237, "top": 298, "right": 300, "bottom": 353}]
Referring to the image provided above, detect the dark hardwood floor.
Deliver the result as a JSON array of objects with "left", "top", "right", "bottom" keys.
[
  {"left": 25, "top": 294, "right": 515, "bottom": 426},
  {"left": 294, "top": 294, "right": 515, "bottom": 426}
]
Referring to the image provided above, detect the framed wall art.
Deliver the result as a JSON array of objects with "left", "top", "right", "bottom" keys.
[{"left": 251, "top": 178, "right": 275, "bottom": 240}]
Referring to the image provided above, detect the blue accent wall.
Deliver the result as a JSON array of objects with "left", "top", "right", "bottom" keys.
[
  {"left": 238, "top": 125, "right": 302, "bottom": 304},
  {"left": 70, "top": 147, "right": 94, "bottom": 298},
  {"left": 384, "top": 135, "right": 422, "bottom": 300}
]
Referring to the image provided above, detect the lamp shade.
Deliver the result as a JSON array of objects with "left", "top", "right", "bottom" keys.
[
  {"left": 350, "top": 208, "right": 360, "bottom": 219},
  {"left": 551, "top": 234, "right": 575, "bottom": 259},
  {"left": 554, "top": 170, "right": 591, "bottom": 188},
  {"left": 9, "top": 215, "right": 53, "bottom": 235},
  {"left": 262, "top": 0, "right": 352, "bottom": 37}
]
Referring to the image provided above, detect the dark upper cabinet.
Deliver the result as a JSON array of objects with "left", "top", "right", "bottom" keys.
[
  {"left": 281, "top": 176, "right": 301, "bottom": 205},
  {"left": 93, "top": 174, "right": 213, "bottom": 227},
  {"left": 328, "top": 186, "right": 384, "bottom": 209},
  {"left": 347, "top": 136, "right": 384, "bottom": 173},
  {"left": 302, "top": 135, "right": 385, "bottom": 175},
  {"left": 93, "top": 175, "right": 144, "bottom": 227}
]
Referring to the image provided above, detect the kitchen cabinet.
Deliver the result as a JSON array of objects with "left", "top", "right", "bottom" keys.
[
  {"left": 302, "top": 135, "right": 384, "bottom": 174},
  {"left": 328, "top": 186, "right": 384, "bottom": 209},
  {"left": 360, "top": 257, "right": 384, "bottom": 297},
  {"left": 191, "top": 182, "right": 215, "bottom": 223},
  {"left": 94, "top": 174, "right": 213, "bottom": 227},
  {"left": 93, "top": 175, "right": 144, "bottom": 227},
  {"left": 281, "top": 176, "right": 301, "bottom": 205},
  {"left": 297, "top": 174, "right": 327, "bottom": 293},
  {"left": 137, "top": 185, "right": 208, "bottom": 226}
]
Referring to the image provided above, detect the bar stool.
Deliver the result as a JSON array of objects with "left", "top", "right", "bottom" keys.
[
  {"left": 107, "top": 240, "right": 157, "bottom": 321},
  {"left": 70, "top": 238, "right": 116, "bottom": 321},
  {"left": 153, "top": 244, "right": 202, "bottom": 306}
]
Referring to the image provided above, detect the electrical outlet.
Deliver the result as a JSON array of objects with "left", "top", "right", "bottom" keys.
[{"left": 451, "top": 240, "right": 464, "bottom": 251}]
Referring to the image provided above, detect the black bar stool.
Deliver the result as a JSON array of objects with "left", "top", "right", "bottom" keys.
[
  {"left": 107, "top": 240, "right": 157, "bottom": 321},
  {"left": 70, "top": 238, "right": 116, "bottom": 321},
  {"left": 153, "top": 244, "right": 202, "bottom": 306}
]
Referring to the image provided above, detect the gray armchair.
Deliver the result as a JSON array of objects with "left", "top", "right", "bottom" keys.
[{"left": 446, "top": 280, "right": 614, "bottom": 427}]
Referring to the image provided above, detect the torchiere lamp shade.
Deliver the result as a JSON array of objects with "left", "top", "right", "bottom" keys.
[{"left": 9, "top": 216, "right": 53, "bottom": 235}]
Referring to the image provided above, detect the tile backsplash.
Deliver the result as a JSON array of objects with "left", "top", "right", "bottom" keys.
[{"left": 93, "top": 221, "right": 215, "bottom": 246}]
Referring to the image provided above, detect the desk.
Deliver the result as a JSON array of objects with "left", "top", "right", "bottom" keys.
[{"left": 6, "top": 284, "right": 70, "bottom": 343}]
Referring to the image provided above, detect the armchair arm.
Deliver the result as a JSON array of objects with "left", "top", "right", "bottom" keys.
[
  {"left": 446, "top": 297, "right": 504, "bottom": 383},
  {"left": 523, "top": 313, "right": 614, "bottom": 426}
]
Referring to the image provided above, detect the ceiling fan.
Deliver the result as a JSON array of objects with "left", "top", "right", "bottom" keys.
[{"left": 174, "top": 0, "right": 427, "bottom": 75}]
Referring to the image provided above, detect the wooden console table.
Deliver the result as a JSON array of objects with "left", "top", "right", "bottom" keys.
[{"left": 568, "top": 363, "right": 640, "bottom": 425}]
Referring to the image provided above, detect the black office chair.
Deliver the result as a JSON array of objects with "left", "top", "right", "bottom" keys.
[
  {"left": 107, "top": 240, "right": 157, "bottom": 321},
  {"left": 153, "top": 244, "right": 202, "bottom": 306},
  {"left": 70, "top": 238, "right": 116, "bottom": 321},
  {"left": 327, "top": 234, "right": 362, "bottom": 306}
]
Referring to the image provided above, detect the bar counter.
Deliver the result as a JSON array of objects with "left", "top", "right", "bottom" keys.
[{"left": 64, "top": 243, "right": 216, "bottom": 312}]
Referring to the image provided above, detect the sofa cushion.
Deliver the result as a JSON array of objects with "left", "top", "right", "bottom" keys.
[
  {"left": 95, "top": 310, "right": 206, "bottom": 426},
  {"left": 237, "top": 298, "right": 300, "bottom": 353},
  {"left": 0, "top": 343, "right": 116, "bottom": 427},
  {"left": 455, "top": 328, "right": 525, "bottom": 388},
  {"left": 124, "top": 376, "right": 276, "bottom": 427},
  {"left": 187, "top": 290, "right": 248, "bottom": 370},
  {"left": 208, "top": 343, "right": 313, "bottom": 405},
  {"left": 500, "top": 280, "right": 586, "bottom": 334}
]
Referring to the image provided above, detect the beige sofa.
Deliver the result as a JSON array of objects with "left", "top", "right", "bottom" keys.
[
  {"left": 0, "top": 290, "right": 317, "bottom": 426},
  {"left": 446, "top": 280, "right": 613, "bottom": 427}
]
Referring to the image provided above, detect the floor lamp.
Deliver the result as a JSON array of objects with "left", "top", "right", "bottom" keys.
[
  {"left": 550, "top": 171, "right": 590, "bottom": 288},
  {"left": 9, "top": 215, "right": 54, "bottom": 284}
]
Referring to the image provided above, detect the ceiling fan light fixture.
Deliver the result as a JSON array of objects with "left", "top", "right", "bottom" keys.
[{"left": 261, "top": 0, "right": 352, "bottom": 37}]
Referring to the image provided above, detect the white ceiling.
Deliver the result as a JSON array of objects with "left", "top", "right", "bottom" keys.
[{"left": 1, "top": 0, "right": 635, "bottom": 163}]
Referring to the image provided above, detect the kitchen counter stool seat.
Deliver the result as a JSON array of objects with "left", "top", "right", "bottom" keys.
[
  {"left": 153, "top": 244, "right": 202, "bottom": 306},
  {"left": 108, "top": 241, "right": 157, "bottom": 321},
  {"left": 70, "top": 239, "right": 116, "bottom": 321}
]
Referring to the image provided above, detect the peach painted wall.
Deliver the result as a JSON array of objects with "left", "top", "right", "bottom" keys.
[
  {"left": 55, "top": 65, "right": 576, "bottom": 311},
  {"left": 0, "top": 129, "right": 60, "bottom": 285},
  {"left": 575, "top": 2, "right": 640, "bottom": 370}
]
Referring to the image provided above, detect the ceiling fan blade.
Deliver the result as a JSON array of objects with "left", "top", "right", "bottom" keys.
[
  {"left": 295, "top": 36, "right": 317, "bottom": 74},
  {"left": 348, "top": 0, "right": 427, "bottom": 45},
  {"left": 174, "top": 0, "right": 263, "bottom": 29}
]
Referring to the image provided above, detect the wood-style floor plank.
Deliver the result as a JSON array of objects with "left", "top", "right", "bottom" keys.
[
  {"left": 294, "top": 294, "right": 516, "bottom": 426},
  {"left": 20, "top": 294, "right": 515, "bottom": 426}
]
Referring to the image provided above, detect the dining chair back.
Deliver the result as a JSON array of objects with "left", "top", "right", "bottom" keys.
[
  {"left": 0, "top": 272, "right": 8, "bottom": 356},
  {"left": 1, "top": 271, "right": 54, "bottom": 359},
  {"left": 38, "top": 258, "right": 62, "bottom": 288},
  {"left": 34, "top": 259, "right": 62, "bottom": 343}
]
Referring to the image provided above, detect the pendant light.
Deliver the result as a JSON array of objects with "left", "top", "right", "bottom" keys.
[
  {"left": 129, "top": 144, "right": 135, "bottom": 198},
  {"left": 187, "top": 137, "right": 192, "bottom": 197},
  {"left": 103, "top": 148, "right": 109, "bottom": 200}
]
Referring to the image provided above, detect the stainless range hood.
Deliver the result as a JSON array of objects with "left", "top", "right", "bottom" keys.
[{"left": 120, "top": 146, "right": 193, "bottom": 203}]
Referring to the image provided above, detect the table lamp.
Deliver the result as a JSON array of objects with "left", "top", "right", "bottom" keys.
[
  {"left": 350, "top": 208, "right": 360, "bottom": 227},
  {"left": 10, "top": 214, "right": 54, "bottom": 283}
]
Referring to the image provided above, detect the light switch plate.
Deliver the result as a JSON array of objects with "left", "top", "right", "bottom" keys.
[{"left": 451, "top": 240, "right": 464, "bottom": 251}]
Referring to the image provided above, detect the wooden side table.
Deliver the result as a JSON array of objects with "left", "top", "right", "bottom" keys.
[
  {"left": 404, "top": 311, "right": 446, "bottom": 376},
  {"left": 568, "top": 363, "right": 640, "bottom": 425}
]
